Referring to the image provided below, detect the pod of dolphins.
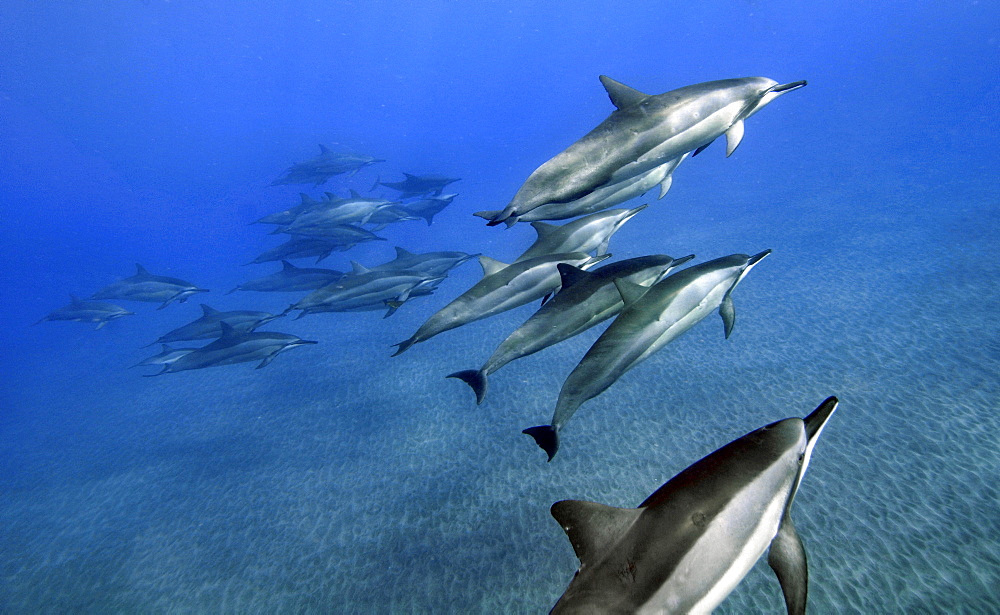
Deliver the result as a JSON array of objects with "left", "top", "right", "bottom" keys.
[{"left": 36, "top": 74, "right": 841, "bottom": 613}]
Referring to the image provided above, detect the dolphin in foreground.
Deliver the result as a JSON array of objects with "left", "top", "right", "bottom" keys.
[
  {"left": 525, "top": 250, "right": 771, "bottom": 461},
  {"left": 392, "top": 252, "right": 610, "bottom": 356},
  {"left": 475, "top": 155, "right": 686, "bottom": 227},
  {"left": 145, "top": 322, "right": 316, "bottom": 375},
  {"left": 91, "top": 264, "right": 209, "bottom": 309},
  {"left": 486, "top": 76, "right": 806, "bottom": 226},
  {"left": 545, "top": 396, "right": 838, "bottom": 614},
  {"left": 514, "top": 205, "right": 647, "bottom": 263},
  {"left": 448, "top": 254, "right": 693, "bottom": 405}
]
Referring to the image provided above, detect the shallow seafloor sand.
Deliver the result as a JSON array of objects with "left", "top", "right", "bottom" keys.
[{"left": 2, "top": 175, "right": 998, "bottom": 613}]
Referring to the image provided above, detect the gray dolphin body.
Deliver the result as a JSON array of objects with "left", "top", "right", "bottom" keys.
[
  {"left": 277, "top": 193, "right": 396, "bottom": 234},
  {"left": 91, "top": 264, "right": 209, "bottom": 309},
  {"left": 486, "top": 76, "right": 806, "bottom": 226},
  {"left": 476, "top": 156, "right": 686, "bottom": 227},
  {"left": 147, "top": 323, "right": 317, "bottom": 375},
  {"left": 285, "top": 262, "right": 444, "bottom": 319},
  {"left": 271, "top": 144, "right": 383, "bottom": 186},
  {"left": 148, "top": 304, "right": 282, "bottom": 346},
  {"left": 379, "top": 173, "right": 460, "bottom": 198},
  {"left": 448, "top": 254, "right": 692, "bottom": 404},
  {"left": 372, "top": 247, "right": 479, "bottom": 277},
  {"left": 514, "top": 205, "right": 647, "bottom": 263},
  {"left": 400, "top": 193, "right": 458, "bottom": 225},
  {"left": 392, "top": 252, "right": 610, "bottom": 356},
  {"left": 228, "top": 260, "right": 345, "bottom": 294},
  {"left": 248, "top": 235, "right": 373, "bottom": 265},
  {"left": 132, "top": 344, "right": 196, "bottom": 368},
  {"left": 35, "top": 296, "right": 134, "bottom": 329},
  {"left": 254, "top": 193, "right": 327, "bottom": 226},
  {"left": 546, "top": 396, "right": 839, "bottom": 615},
  {"left": 525, "top": 250, "right": 771, "bottom": 460}
]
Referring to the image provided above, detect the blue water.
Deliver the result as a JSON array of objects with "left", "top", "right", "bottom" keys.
[{"left": 2, "top": 1, "right": 998, "bottom": 612}]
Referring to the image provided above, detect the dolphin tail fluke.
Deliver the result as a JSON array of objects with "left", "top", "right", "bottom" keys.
[
  {"left": 391, "top": 337, "right": 416, "bottom": 357},
  {"left": 446, "top": 369, "right": 489, "bottom": 405},
  {"left": 473, "top": 209, "right": 500, "bottom": 221},
  {"left": 523, "top": 425, "right": 559, "bottom": 461}
]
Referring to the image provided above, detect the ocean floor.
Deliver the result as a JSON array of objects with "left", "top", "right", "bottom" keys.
[{"left": 3, "top": 173, "right": 998, "bottom": 613}]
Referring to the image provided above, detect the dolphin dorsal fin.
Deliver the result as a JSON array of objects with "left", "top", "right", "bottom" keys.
[
  {"left": 599, "top": 75, "right": 648, "bottom": 110},
  {"left": 557, "top": 264, "right": 593, "bottom": 290},
  {"left": 218, "top": 321, "right": 239, "bottom": 339},
  {"left": 299, "top": 193, "right": 312, "bottom": 204},
  {"left": 318, "top": 144, "right": 330, "bottom": 154},
  {"left": 530, "top": 221, "right": 559, "bottom": 240},
  {"left": 281, "top": 260, "right": 297, "bottom": 271},
  {"left": 350, "top": 261, "right": 371, "bottom": 275},
  {"left": 394, "top": 247, "right": 415, "bottom": 258},
  {"left": 200, "top": 304, "right": 220, "bottom": 316},
  {"left": 135, "top": 264, "right": 150, "bottom": 277},
  {"left": 614, "top": 278, "right": 649, "bottom": 306},
  {"left": 404, "top": 172, "right": 418, "bottom": 180},
  {"left": 478, "top": 256, "right": 509, "bottom": 277},
  {"left": 349, "top": 189, "right": 362, "bottom": 198},
  {"left": 551, "top": 500, "right": 642, "bottom": 566}
]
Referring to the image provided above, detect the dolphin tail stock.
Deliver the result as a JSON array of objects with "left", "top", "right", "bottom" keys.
[
  {"left": 523, "top": 425, "right": 559, "bottom": 462},
  {"left": 446, "top": 369, "right": 489, "bottom": 405},
  {"left": 225, "top": 286, "right": 239, "bottom": 295}
]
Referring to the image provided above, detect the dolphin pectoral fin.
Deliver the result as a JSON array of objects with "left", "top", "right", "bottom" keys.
[
  {"left": 720, "top": 294, "right": 736, "bottom": 339},
  {"left": 383, "top": 301, "right": 402, "bottom": 318},
  {"left": 447, "top": 369, "right": 489, "bottom": 405},
  {"left": 768, "top": 512, "right": 809, "bottom": 615},
  {"left": 523, "top": 425, "right": 559, "bottom": 461},
  {"left": 726, "top": 119, "right": 746, "bottom": 157},
  {"left": 691, "top": 140, "right": 713, "bottom": 157},
  {"left": 657, "top": 175, "right": 673, "bottom": 199},
  {"left": 550, "top": 499, "right": 642, "bottom": 566},
  {"left": 540, "top": 292, "right": 552, "bottom": 306},
  {"left": 95, "top": 321, "right": 107, "bottom": 330},
  {"left": 597, "top": 237, "right": 611, "bottom": 256},
  {"left": 256, "top": 354, "right": 277, "bottom": 369}
]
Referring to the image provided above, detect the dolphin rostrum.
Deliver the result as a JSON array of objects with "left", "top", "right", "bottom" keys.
[
  {"left": 448, "top": 254, "right": 693, "bottom": 404},
  {"left": 486, "top": 76, "right": 806, "bottom": 226},
  {"left": 392, "top": 252, "right": 610, "bottom": 356},
  {"left": 545, "top": 396, "right": 838, "bottom": 614},
  {"left": 525, "top": 250, "right": 771, "bottom": 460}
]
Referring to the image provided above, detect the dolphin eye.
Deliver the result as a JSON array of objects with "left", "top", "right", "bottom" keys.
[{"left": 798, "top": 453, "right": 805, "bottom": 464}]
